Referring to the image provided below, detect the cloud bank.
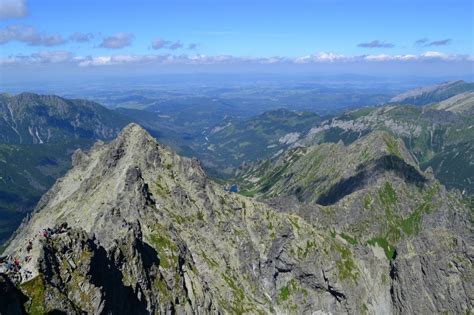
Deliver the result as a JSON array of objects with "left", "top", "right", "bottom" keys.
[{"left": 2, "top": 50, "right": 471, "bottom": 67}]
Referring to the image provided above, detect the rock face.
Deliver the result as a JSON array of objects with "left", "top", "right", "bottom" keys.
[{"left": 3, "top": 123, "right": 472, "bottom": 314}]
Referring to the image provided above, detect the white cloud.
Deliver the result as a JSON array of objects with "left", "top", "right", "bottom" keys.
[
  {"left": 99, "top": 33, "right": 134, "bottom": 49},
  {"left": 363, "top": 54, "right": 417, "bottom": 62},
  {"left": 421, "top": 51, "right": 449, "bottom": 59},
  {"left": 0, "top": 25, "right": 66, "bottom": 46},
  {"left": 295, "top": 52, "right": 346, "bottom": 63},
  {"left": 168, "top": 41, "right": 183, "bottom": 50},
  {"left": 78, "top": 56, "right": 111, "bottom": 66},
  {"left": 0, "top": 0, "right": 27, "bottom": 20},
  {"left": 76, "top": 54, "right": 170, "bottom": 67},
  {"left": 151, "top": 38, "right": 170, "bottom": 50},
  {"left": 397, "top": 54, "right": 418, "bottom": 61},
  {"left": 358, "top": 40, "right": 394, "bottom": 48},
  {"left": 69, "top": 32, "right": 94, "bottom": 43},
  {"left": 364, "top": 54, "right": 392, "bottom": 61},
  {"left": 151, "top": 38, "right": 197, "bottom": 51},
  {"left": 363, "top": 52, "right": 463, "bottom": 62},
  {"left": 151, "top": 38, "right": 170, "bottom": 49}
]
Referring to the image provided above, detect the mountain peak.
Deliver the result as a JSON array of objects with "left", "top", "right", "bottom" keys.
[
  {"left": 112, "top": 123, "right": 157, "bottom": 154},
  {"left": 4, "top": 122, "right": 202, "bottom": 256},
  {"left": 362, "top": 130, "right": 416, "bottom": 163},
  {"left": 118, "top": 122, "right": 149, "bottom": 138}
]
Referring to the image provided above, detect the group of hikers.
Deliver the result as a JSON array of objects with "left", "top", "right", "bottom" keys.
[
  {"left": 41, "top": 222, "right": 69, "bottom": 238},
  {"left": 0, "top": 222, "right": 69, "bottom": 283},
  {"left": 0, "top": 254, "right": 32, "bottom": 283}
]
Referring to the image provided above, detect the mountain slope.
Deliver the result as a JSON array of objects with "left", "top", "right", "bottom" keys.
[
  {"left": 3, "top": 124, "right": 472, "bottom": 314},
  {"left": 0, "top": 93, "right": 130, "bottom": 245},
  {"left": 0, "top": 93, "right": 130, "bottom": 144},
  {"left": 0, "top": 141, "right": 91, "bottom": 245},
  {"left": 236, "top": 129, "right": 473, "bottom": 312},
  {"left": 236, "top": 131, "right": 450, "bottom": 249},
  {"left": 431, "top": 92, "right": 474, "bottom": 114},
  {"left": 300, "top": 102, "right": 474, "bottom": 194},
  {"left": 237, "top": 131, "right": 421, "bottom": 203},
  {"left": 389, "top": 80, "right": 474, "bottom": 105},
  {"left": 198, "top": 109, "right": 322, "bottom": 175}
]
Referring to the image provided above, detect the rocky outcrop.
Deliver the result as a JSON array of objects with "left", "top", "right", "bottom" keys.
[
  {"left": 390, "top": 230, "right": 473, "bottom": 313},
  {"left": 22, "top": 224, "right": 217, "bottom": 314}
]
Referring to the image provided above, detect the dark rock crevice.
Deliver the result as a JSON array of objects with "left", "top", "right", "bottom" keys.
[{"left": 321, "top": 269, "right": 346, "bottom": 303}]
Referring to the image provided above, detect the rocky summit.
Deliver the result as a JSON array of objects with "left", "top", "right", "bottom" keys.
[{"left": 1, "top": 123, "right": 472, "bottom": 314}]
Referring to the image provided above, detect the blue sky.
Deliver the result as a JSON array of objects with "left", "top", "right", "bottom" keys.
[{"left": 0, "top": 0, "right": 473, "bottom": 79}]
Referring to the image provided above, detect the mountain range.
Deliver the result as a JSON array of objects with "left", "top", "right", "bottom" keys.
[
  {"left": 1, "top": 123, "right": 471, "bottom": 314},
  {"left": 0, "top": 82, "right": 473, "bottom": 246}
]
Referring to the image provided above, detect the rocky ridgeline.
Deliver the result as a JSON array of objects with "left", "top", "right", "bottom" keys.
[
  {"left": 1, "top": 124, "right": 472, "bottom": 314},
  {"left": 389, "top": 80, "right": 474, "bottom": 105}
]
